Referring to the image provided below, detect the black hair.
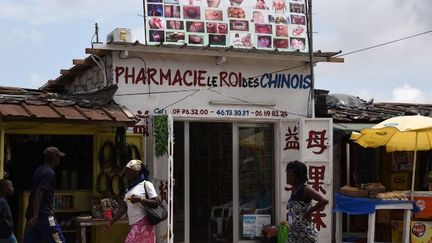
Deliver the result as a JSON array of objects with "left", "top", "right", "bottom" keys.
[
  {"left": 0, "top": 179, "right": 11, "bottom": 191},
  {"left": 285, "top": 160, "right": 308, "bottom": 184}
]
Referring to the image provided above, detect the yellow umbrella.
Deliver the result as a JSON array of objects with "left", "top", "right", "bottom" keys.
[{"left": 350, "top": 115, "right": 432, "bottom": 199}]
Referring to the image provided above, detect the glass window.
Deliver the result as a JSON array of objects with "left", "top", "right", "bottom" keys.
[{"left": 238, "top": 124, "right": 274, "bottom": 240}]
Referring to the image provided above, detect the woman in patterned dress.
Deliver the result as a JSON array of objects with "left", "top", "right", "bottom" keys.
[{"left": 285, "top": 161, "right": 328, "bottom": 243}]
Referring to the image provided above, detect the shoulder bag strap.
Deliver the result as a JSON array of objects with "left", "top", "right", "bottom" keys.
[{"left": 144, "top": 181, "right": 149, "bottom": 199}]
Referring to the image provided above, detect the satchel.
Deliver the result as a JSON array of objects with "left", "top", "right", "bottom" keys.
[{"left": 144, "top": 181, "right": 168, "bottom": 225}]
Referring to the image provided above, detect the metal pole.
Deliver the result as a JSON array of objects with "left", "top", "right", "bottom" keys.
[
  {"left": 306, "top": 0, "right": 315, "bottom": 118},
  {"left": 142, "top": 0, "right": 147, "bottom": 43}
]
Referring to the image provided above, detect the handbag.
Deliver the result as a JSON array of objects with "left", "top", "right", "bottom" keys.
[{"left": 143, "top": 181, "right": 168, "bottom": 225}]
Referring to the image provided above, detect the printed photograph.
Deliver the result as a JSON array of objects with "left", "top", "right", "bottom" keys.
[
  {"left": 186, "top": 21, "right": 205, "bottom": 32},
  {"left": 205, "top": 9, "right": 223, "bottom": 20},
  {"left": 230, "top": 32, "right": 253, "bottom": 48},
  {"left": 255, "top": 24, "right": 272, "bottom": 34},
  {"left": 289, "top": 3, "right": 305, "bottom": 13},
  {"left": 148, "top": 4, "right": 163, "bottom": 16},
  {"left": 166, "top": 20, "right": 184, "bottom": 30},
  {"left": 164, "top": 5, "right": 181, "bottom": 18},
  {"left": 251, "top": 11, "right": 268, "bottom": 23},
  {"left": 268, "top": 15, "right": 289, "bottom": 24},
  {"left": 275, "top": 25, "right": 288, "bottom": 37},
  {"left": 207, "top": 0, "right": 222, "bottom": 8},
  {"left": 206, "top": 22, "right": 228, "bottom": 34},
  {"left": 257, "top": 35, "right": 272, "bottom": 48},
  {"left": 165, "top": 32, "right": 185, "bottom": 42},
  {"left": 188, "top": 34, "right": 205, "bottom": 44},
  {"left": 253, "top": 0, "right": 269, "bottom": 10},
  {"left": 149, "top": 17, "right": 165, "bottom": 29},
  {"left": 164, "top": 0, "right": 179, "bottom": 4},
  {"left": 181, "top": 0, "right": 201, "bottom": 5},
  {"left": 229, "top": 20, "right": 249, "bottom": 31},
  {"left": 209, "top": 34, "right": 226, "bottom": 45},
  {"left": 183, "top": 6, "right": 201, "bottom": 19},
  {"left": 290, "top": 37, "right": 305, "bottom": 50},
  {"left": 291, "top": 25, "right": 305, "bottom": 36},
  {"left": 272, "top": 0, "right": 287, "bottom": 13},
  {"left": 290, "top": 14, "right": 305, "bottom": 25},
  {"left": 149, "top": 30, "right": 164, "bottom": 42},
  {"left": 227, "top": 0, "right": 245, "bottom": 7},
  {"left": 227, "top": 7, "right": 246, "bottom": 19},
  {"left": 273, "top": 38, "right": 289, "bottom": 48}
]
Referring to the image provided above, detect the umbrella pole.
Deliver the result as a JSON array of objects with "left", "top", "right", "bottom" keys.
[{"left": 410, "top": 132, "right": 418, "bottom": 201}]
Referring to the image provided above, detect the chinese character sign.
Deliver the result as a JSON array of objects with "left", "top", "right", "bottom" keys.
[
  {"left": 302, "top": 119, "right": 331, "bottom": 161},
  {"left": 306, "top": 162, "right": 331, "bottom": 241},
  {"left": 280, "top": 120, "right": 301, "bottom": 161},
  {"left": 144, "top": 0, "right": 309, "bottom": 52}
]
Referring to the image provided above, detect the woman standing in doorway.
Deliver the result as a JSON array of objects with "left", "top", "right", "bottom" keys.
[{"left": 285, "top": 160, "right": 328, "bottom": 243}]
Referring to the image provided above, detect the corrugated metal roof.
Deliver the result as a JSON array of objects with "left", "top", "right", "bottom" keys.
[
  {"left": 319, "top": 93, "right": 432, "bottom": 123},
  {"left": 0, "top": 86, "right": 137, "bottom": 126}
]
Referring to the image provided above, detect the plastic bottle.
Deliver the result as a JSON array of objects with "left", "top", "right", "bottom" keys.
[{"left": 277, "top": 223, "right": 289, "bottom": 243}]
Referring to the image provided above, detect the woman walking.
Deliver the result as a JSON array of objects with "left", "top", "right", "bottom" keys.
[{"left": 107, "top": 159, "right": 159, "bottom": 243}]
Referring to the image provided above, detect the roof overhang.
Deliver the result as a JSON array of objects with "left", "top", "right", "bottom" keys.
[{"left": 88, "top": 42, "right": 344, "bottom": 63}]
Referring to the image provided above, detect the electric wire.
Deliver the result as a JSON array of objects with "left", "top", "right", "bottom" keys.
[{"left": 90, "top": 33, "right": 108, "bottom": 86}]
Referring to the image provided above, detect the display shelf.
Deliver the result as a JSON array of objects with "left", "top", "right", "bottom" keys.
[{"left": 18, "top": 190, "right": 92, "bottom": 242}]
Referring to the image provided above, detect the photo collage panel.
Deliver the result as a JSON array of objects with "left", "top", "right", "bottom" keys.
[{"left": 145, "top": 0, "right": 308, "bottom": 52}]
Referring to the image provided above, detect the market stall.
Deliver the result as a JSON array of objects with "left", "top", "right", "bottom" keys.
[
  {"left": 346, "top": 115, "right": 432, "bottom": 242},
  {"left": 0, "top": 86, "right": 139, "bottom": 242}
]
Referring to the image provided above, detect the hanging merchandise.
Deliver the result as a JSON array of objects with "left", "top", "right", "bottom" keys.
[
  {"left": 96, "top": 171, "right": 113, "bottom": 195},
  {"left": 115, "top": 127, "right": 127, "bottom": 172},
  {"left": 111, "top": 174, "right": 126, "bottom": 196},
  {"left": 98, "top": 141, "right": 116, "bottom": 172},
  {"left": 153, "top": 115, "right": 168, "bottom": 157}
]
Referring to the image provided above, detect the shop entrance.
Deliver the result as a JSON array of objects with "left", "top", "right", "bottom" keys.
[
  {"left": 5, "top": 134, "right": 93, "bottom": 242},
  {"left": 173, "top": 122, "right": 274, "bottom": 243}
]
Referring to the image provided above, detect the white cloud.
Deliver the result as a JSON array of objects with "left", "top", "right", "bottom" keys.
[
  {"left": 389, "top": 84, "right": 431, "bottom": 104},
  {"left": 0, "top": 0, "right": 141, "bottom": 26},
  {"left": 4, "top": 27, "right": 45, "bottom": 45},
  {"left": 28, "top": 73, "right": 47, "bottom": 88}
]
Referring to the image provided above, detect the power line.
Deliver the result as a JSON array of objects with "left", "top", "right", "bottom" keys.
[{"left": 335, "top": 28, "right": 432, "bottom": 57}]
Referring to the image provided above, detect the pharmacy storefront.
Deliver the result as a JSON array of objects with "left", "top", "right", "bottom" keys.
[{"left": 107, "top": 48, "right": 334, "bottom": 243}]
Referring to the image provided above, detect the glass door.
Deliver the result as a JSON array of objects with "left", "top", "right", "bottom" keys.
[
  {"left": 175, "top": 122, "right": 274, "bottom": 242},
  {"left": 237, "top": 124, "right": 275, "bottom": 241}
]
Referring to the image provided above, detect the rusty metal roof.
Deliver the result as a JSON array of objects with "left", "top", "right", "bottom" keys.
[
  {"left": 317, "top": 93, "right": 432, "bottom": 123},
  {"left": 0, "top": 86, "right": 137, "bottom": 126}
]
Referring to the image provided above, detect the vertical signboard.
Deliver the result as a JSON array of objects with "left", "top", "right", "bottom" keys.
[
  {"left": 280, "top": 118, "right": 332, "bottom": 243},
  {"left": 302, "top": 118, "right": 332, "bottom": 243},
  {"left": 279, "top": 119, "right": 301, "bottom": 221},
  {"left": 144, "top": 0, "right": 308, "bottom": 51}
]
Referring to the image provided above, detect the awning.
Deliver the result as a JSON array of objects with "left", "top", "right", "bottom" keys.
[{"left": 0, "top": 86, "right": 137, "bottom": 127}]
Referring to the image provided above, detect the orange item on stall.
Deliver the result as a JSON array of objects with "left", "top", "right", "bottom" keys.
[{"left": 413, "top": 196, "right": 432, "bottom": 220}]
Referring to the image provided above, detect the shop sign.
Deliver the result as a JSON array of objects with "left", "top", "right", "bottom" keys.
[
  {"left": 143, "top": 0, "right": 309, "bottom": 52},
  {"left": 113, "top": 54, "right": 311, "bottom": 123},
  {"left": 280, "top": 118, "right": 333, "bottom": 243}
]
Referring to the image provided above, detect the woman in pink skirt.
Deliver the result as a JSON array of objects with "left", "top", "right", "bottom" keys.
[{"left": 108, "top": 160, "right": 159, "bottom": 243}]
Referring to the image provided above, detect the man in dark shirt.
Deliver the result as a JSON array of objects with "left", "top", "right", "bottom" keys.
[
  {"left": 23, "top": 147, "right": 66, "bottom": 243},
  {"left": 0, "top": 179, "right": 17, "bottom": 243}
]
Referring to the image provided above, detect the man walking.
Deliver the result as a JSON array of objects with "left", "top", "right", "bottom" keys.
[{"left": 23, "top": 147, "right": 66, "bottom": 243}]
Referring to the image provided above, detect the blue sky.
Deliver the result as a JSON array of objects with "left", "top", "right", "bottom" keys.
[{"left": 1, "top": 0, "right": 431, "bottom": 103}]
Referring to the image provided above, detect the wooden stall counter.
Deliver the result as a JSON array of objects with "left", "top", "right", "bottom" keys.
[
  {"left": 334, "top": 193, "right": 418, "bottom": 243},
  {"left": 74, "top": 217, "right": 129, "bottom": 243}
]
